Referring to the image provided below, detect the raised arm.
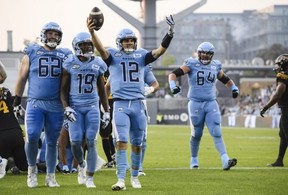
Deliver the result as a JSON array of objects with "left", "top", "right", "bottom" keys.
[
  {"left": 87, "top": 18, "right": 110, "bottom": 60},
  {"left": 151, "top": 15, "right": 175, "bottom": 59}
]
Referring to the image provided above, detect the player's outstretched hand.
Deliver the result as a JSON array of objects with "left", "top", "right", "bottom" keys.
[
  {"left": 86, "top": 18, "right": 96, "bottom": 32},
  {"left": 166, "top": 15, "right": 175, "bottom": 36}
]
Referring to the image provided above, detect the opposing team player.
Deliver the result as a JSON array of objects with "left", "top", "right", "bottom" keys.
[
  {"left": 260, "top": 54, "right": 288, "bottom": 167},
  {"left": 0, "top": 62, "right": 27, "bottom": 179}
]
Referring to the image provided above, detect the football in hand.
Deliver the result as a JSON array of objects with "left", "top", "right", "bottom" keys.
[{"left": 89, "top": 7, "right": 104, "bottom": 31}]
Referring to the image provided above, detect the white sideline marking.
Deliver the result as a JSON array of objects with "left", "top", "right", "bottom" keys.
[
  {"left": 101, "top": 167, "right": 288, "bottom": 171},
  {"left": 146, "top": 167, "right": 288, "bottom": 170}
]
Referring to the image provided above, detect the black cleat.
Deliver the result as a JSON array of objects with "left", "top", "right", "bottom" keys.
[
  {"left": 223, "top": 158, "right": 237, "bottom": 170},
  {"left": 267, "top": 161, "right": 284, "bottom": 167}
]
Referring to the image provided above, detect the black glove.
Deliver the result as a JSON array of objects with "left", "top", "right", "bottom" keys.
[
  {"left": 231, "top": 85, "right": 239, "bottom": 99},
  {"left": 171, "top": 86, "right": 181, "bottom": 95},
  {"left": 260, "top": 107, "right": 268, "bottom": 117}
]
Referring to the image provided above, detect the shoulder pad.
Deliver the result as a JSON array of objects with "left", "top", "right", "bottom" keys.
[{"left": 276, "top": 73, "right": 288, "bottom": 80}]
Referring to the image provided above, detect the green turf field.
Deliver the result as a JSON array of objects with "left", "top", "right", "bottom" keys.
[{"left": 2, "top": 125, "right": 287, "bottom": 194}]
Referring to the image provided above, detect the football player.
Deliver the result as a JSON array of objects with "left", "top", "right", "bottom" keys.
[
  {"left": 260, "top": 54, "right": 288, "bottom": 167},
  {"left": 105, "top": 65, "right": 159, "bottom": 177},
  {"left": 99, "top": 71, "right": 116, "bottom": 169},
  {"left": 139, "top": 65, "right": 159, "bottom": 176},
  {"left": 0, "top": 86, "right": 28, "bottom": 179},
  {"left": 60, "top": 32, "right": 109, "bottom": 188},
  {"left": 168, "top": 42, "right": 239, "bottom": 170},
  {"left": 87, "top": 14, "right": 175, "bottom": 190},
  {"left": 13, "top": 22, "right": 72, "bottom": 188}
]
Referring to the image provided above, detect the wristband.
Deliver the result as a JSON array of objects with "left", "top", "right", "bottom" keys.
[
  {"left": 13, "top": 95, "right": 22, "bottom": 107},
  {"left": 161, "top": 33, "right": 173, "bottom": 48}
]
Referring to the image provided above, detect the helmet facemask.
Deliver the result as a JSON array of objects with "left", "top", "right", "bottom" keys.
[
  {"left": 76, "top": 41, "right": 94, "bottom": 58},
  {"left": 40, "top": 22, "right": 63, "bottom": 48},
  {"left": 116, "top": 28, "right": 137, "bottom": 54},
  {"left": 198, "top": 51, "right": 214, "bottom": 65},
  {"left": 120, "top": 38, "right": 137, "bottom": 54},
  {"left": 197, "top": 42, "right": 215, "bottom": 65},
  {"left": 72, "top": 32, "right": 94, "bottom": 59}
]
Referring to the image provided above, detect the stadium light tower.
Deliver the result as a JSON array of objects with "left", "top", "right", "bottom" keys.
[{"left": 102, "top": 0, "right": 207, "bottom": 51}]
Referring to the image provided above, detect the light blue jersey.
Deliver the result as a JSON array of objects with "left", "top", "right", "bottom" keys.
[
  {"left": 184, "top": 57, "right": 222, "bottom": 101},
  {"left": 106, "top": 48, "right": 151, "bottom": 100},
  {"left": 23, "top": 43, "right": 72, "bottom": 173},
  {"left": 183, "top": 57, "right": 234, "bottom": 170},
  {"left": 105, "top": 47, "right": 157, "bottom": 180},
  {"left": 63, "top": 54, "right": 107, "bottom": 174},
  {"left": 144, "top": 64, "right": 156, "bottom": 86},
  {"left": 25, "top": 43, "right": 72, "bottom": 111},
  {"left": 63, "top": 55, "right": 107, "bottom": 107}
]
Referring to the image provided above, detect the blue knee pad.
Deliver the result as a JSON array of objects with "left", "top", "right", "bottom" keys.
[
  {"left": 86, "top": 139, "right": 96, "bottom": 149},
  {"left": 211, "top": 125, "right": 222, "bottom": 137},
  {"left": 131, "top": 137, "right": 142, "bottom": 147}
]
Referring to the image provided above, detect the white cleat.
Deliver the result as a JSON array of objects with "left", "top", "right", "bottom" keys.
[
  {"left": 95, "top": 156, "right": 106, "bottom": 172},
  {"left": 0, "top": 158, "right": 8, "bottom": 179},
  {"left": 27, "top": 166, "right": 38, "bottom": 188},
  {"left": 78, "top": 160, "right": 87, "bottom": 185},
  {"left": 138, "top": 170, "right": 146, "bottom": 176},
  {"left": 45, "top": 173, "right": 60, "bottom": 187},
  {"left": 86, "top": 177, "right": 96, "bottom": 188},
  {"left": 112, "top": 179, "right": 126, "bottom": 191},
  {"left": 190, "top": 157, "right": 199, "bottom": 169},
  {"left": 131, "top": 176, "right": 142, "bottom": 189}
]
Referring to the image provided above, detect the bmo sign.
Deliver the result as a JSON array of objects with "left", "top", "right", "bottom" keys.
[{"left": 161, "top": 109, "right": 189, "bottom": 125}]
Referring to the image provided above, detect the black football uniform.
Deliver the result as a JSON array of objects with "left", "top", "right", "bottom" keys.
[{"left": 0, "top": 87, "right": 27, "bottom": 171}]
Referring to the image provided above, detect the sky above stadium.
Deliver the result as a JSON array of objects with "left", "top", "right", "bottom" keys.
[{"left": 0, "top": 0, "right": 287, "bottom": 51}]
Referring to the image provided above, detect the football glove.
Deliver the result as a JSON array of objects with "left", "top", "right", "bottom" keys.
[
  {"left": 64, "top": 106, "right": 77, "bottom": 122},
  {"left": 166, "top": 15, "right": 175, "bottom": 36},
  {"left": 169, "top": 80, "right": 181, "bottom": 94},
  {"left": 144, "top": 86, "right": 154, "bottom": 96},
  {"left": 13, "top": 105, "right": 25, "bottom": 120},
  {"left": 171, "top": 86, "right": 181, "bottom": 94},
  {"left": 101, "top": 112, "right": 110, "bottom": 129},
  {"left": 231, "top": 85, "right": 239, "bottom": 99},
  {"left": 260, "top": 107, "right": 268, "bottom": 117}
]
